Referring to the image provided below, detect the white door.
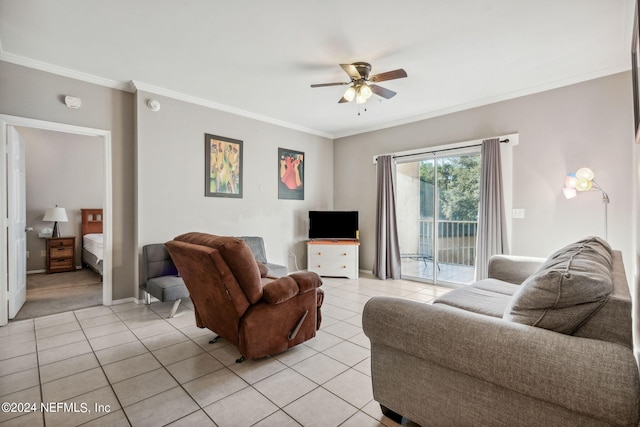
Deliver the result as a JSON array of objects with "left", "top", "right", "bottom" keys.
[{"left": 7, "top": 126, "right": 27, "bottom": 318}]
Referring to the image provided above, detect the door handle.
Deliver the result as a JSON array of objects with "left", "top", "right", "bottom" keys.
[{"left": 24, "top": 227, "right": 33, "bottom": 232}]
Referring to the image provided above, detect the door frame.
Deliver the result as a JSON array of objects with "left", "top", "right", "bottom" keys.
[{"left": 0, "top": 115, "right": 113, "bottom": 325}]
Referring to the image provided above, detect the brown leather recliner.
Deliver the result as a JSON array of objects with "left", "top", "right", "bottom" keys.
[{"left": 165, "top": 232, "right": 324, "bottom": 361}]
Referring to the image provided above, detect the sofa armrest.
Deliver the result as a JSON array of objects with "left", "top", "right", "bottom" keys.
[
  {"left": 262, "top": 272, "right": 322, "bottom": 304},
  {"left": 362, "top": 297, "right": 640, "bottom": 424},
  {"left": 487, "top": 254, "right": 545, "bottom": 284}
]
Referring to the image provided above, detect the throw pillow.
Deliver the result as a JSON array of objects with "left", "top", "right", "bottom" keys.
[{"left": 503, "top": 237, "right": 612, "bottom": 334}]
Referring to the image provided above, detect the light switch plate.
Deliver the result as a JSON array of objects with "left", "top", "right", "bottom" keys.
[{"left": 512, "top": 208, "right": 525, "bottom": 219}]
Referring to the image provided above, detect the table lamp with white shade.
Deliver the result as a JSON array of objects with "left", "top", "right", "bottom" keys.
[{"left": 43, "top": 206, "right": 68, "bottom": 238}]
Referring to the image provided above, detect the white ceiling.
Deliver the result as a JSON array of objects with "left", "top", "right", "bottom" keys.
[{"left": 0, "top": 1, "right": 635, "bottom": 138}]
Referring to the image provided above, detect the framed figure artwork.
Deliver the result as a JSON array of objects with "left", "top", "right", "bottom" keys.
[
  {"left": 278, "top": 148, "right": 304, "bottom": 200},
  {"left": 205, "top": 134, "right": 243, "bottom": 198}
]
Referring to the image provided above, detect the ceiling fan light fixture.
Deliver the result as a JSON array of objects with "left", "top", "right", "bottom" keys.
[
  {"left": 311, "top": 62, "right": 407, "bottom": 106},
  {"left": 343, "top": 86, "right": 356, "bottom": 102},
  {"left": 358, "top": 84, "right": 373, "bottom": 100}
]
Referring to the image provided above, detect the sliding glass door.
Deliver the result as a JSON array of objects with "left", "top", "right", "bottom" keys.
[{"left": 396, "top": 149, "right": 480, "bottom": 286}]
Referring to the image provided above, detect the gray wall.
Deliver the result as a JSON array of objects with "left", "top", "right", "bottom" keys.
[
  {"left": 0, "top": 61, "right": 135, "bottom": 300},
  {"left": 334, "top": 72, "right": 634, "bottom": 280},
  {"left": 17, "top": 127, "right": 103, "bottom": 271},
  {"left": 135, "top": 91, "right": 333, "bottom": 285},
  {"left": 335, "top": 71, "right": 638, "bottom": 358}
]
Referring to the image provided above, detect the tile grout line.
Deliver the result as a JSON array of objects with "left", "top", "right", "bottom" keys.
[
  {"left": 34, "top": 320, "right": 46, "bottom": 427},
  {"left": 73, "top": 307, "right": 133, "bottom": 427},
  {"left": 7, "top": 277, "right": 447, "bottom": 426},
  {"left": 111, "top": 303, "right": 218, "bottom": 426}
]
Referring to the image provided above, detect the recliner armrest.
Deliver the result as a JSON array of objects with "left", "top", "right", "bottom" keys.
[
  {"left": 487, "top": 254, "right": 545, "bottom": 284},
  {"left": 262, "top": 277, "right": 298, "bottom": 304},
  {"left": 262, "top": 272, "right": 322, "bottom": 304},
  {"left": 289, "top": 272, "right": 322, "bottom": 293}
]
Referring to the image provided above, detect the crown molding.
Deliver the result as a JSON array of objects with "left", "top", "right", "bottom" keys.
[
  {"left": 2, "top": 43, "right": 627, "bottom": 141},
  {"left": 333, "top": 64, "right": 630, "bottom": 139},
  {"left": 130, "top": 81, "right": 333, "bottom": 139},
  {"left": 0, "top": 49, "right": 133, "bottom": 92},
  {"left": 0, "top": 47, "right": 332, "bottom": 139}
]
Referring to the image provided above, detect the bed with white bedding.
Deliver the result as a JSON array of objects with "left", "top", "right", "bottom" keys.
[{"left": 81, "top": 208, "right": 103, "bottom": 278}]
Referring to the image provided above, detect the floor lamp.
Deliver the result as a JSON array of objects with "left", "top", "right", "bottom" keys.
[{"left": 562, "top": 167, "right": 609, "bottom": 241}]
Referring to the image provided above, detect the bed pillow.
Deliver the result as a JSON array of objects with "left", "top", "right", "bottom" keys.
[{"left": 503, "top": 237, "right": 612, "bottom": 334}]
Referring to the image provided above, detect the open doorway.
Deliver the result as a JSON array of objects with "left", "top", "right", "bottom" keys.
[
  {"left": 0, "top": 115, "right": 113, "bottom": 325},
  {"left": 13, "top": 127, "right": 104, "bottom": 319}
]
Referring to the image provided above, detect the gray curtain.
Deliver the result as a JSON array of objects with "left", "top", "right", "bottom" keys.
[
  {"left": 373, "top": 155, "right": 402, "bottom": 279},
  {"left": 475, "top": 138, "right": 508, "bottom": 280}
]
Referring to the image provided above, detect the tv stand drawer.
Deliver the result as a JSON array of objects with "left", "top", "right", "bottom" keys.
[{"left": 307, "top": 241, "right": 359, "bottom": 279}]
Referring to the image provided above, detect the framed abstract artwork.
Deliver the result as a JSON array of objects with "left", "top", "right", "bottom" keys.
[
  {"left": 278, "top": 148, "right": 304, "bottom": 200},
  {"left": 205, "top": 134, "right": 243, "bottom": 198}
]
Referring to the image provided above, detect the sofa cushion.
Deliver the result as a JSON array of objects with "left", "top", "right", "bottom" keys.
[
  {"left": 434, "top": 286, "right": 513, "bottom": 318},
  {"left": 471, "top": 278, "right": 520, "bottom": 296},
  {"left": 503, "top": 237, "right": 613, "bottom": 334}
]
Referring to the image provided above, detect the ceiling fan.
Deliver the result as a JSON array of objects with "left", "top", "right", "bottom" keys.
[{"left": 311, "top": 62, "right": 407, "bottom": 104}]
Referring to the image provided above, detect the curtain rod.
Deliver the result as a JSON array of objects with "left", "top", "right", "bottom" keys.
[{"left": 390, "top": 138, "right": 510, "bottom": 161}]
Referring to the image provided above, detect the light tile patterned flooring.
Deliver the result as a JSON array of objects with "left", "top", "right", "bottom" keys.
[{"left": 0, "top": 274, "right": 451, "bottom": 427}]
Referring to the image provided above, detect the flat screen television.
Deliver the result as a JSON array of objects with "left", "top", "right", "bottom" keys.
[{"left": 308, "top": 211, "right": 358, "bottom": 240}]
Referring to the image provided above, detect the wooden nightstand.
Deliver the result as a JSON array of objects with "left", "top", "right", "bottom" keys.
[{"left": 46, "top": 236, "right": 76, "bottom": 274}]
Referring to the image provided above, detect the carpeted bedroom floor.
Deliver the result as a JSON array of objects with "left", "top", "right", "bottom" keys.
[{"left": 14, "top": 269, "right": 102, "bottom": 320}]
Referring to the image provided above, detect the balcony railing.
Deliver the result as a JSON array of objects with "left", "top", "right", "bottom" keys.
[{"left": 417, "top": 219, "right": 477, "bottom": 266}]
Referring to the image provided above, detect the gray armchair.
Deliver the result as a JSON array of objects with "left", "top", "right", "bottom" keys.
[{"left": 140, "top": 244, "right": 190, "bottom": 318}]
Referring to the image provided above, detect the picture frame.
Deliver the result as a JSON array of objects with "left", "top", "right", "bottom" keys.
[
  {"left": 278, "top": 148, "right": 304, "bottom": 200},
  {"left": 632, "top": 0, "right": 640, "bottom": 143},
  {"left": 205, "top": 134, "right": 243, "bottom": 198}
]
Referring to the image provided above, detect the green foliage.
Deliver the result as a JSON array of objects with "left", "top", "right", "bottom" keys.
[{"left": 419, "top": 154, "right": 480, "bottom": 221}]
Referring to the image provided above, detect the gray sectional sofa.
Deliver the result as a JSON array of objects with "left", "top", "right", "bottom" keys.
[{"left": 363, "top": 237, "right": 640, "bottom": 426}]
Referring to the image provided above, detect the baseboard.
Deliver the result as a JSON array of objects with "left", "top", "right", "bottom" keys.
[
  {"left": 134, "top": 296, "right": 160, "bottom": 305},
  {"left": 27, "top": 266, "right": 90, "bottom": 274},
  {"left": 110, "top": 297, "right": 138, "bottom": 306}
]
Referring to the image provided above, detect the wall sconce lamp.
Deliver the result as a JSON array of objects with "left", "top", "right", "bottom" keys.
[
  {"left": 562, "top": 167, "right": 609, "bottom": 240},
  {"left": 43, "top": 206, "right": 69, "bottom": 238}
]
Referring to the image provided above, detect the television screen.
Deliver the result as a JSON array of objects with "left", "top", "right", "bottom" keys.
[{"left": 308, "top": 211, "right": 358, "bottom": 240}]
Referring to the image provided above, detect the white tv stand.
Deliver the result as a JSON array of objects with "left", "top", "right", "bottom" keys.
[{"left": 307, "top": 240, "right": 359, "bottom": 279}]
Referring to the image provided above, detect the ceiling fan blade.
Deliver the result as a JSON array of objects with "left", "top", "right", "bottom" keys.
[
  {"left": 370, "top": 84, "right": 397, "bottom": 99},
  {"left": 310, "top": 82, "right": 349, "bottom": 88},
  {"left": 369, "top": 68, "right": 408, "bottom": 83},
  {"left": 340, "top": 64, "right": 362, "bottom": 80},
  {"left": 338, "top": 96, "right": 350, "bottom": 103}
]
